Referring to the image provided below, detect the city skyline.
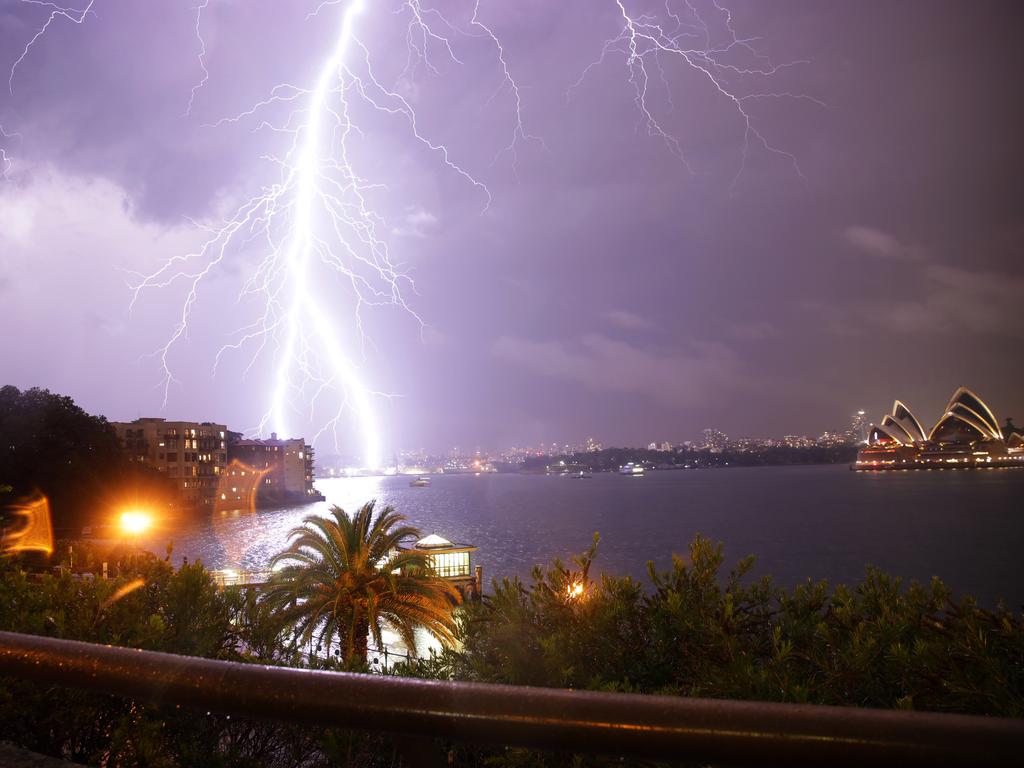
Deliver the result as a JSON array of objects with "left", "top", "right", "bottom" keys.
[{"left": 2, "top": 1, "right": 1022, "bottom": 459}]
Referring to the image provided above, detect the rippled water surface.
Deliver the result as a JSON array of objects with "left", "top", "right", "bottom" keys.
[{"left": 148, "top": 465, "right": 1024, "bottom": 607}]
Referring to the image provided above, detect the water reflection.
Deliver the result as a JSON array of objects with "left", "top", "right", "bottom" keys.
[
  {"left": 158, "top": 467, "right": 1024, "bottom": 608},
  {"left": 197, "top": 475, "right": 387, "bottom": 571}
]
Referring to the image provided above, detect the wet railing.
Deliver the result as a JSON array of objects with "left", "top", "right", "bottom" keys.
[{"left": 0, "top": 630, "right": 1021, "bottom": 766}]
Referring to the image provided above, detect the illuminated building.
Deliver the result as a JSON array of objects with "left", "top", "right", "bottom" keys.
[
  {"left": 227, "top": 433, "right": 320, "bottom": 504},
  {"left": 215, "top": 460, "right": 269, "bottom": 512},
  {"left": 400, "top": 533, "right": 481, "bottom": 600},
  {"left": 855, "top": 388, "right": 1023, "bottom": 470},
  {"left": 701, "top": 428, "right": 729, "bottom": 453},
  {"left": 848, "top": 409, "right": 869, "bottom": 444},
  {"left": 816, "top": 431, "right": 848, "bottom": 448},
  {"left": 113, "top": 418, "right": 227, "bottom": 508}
]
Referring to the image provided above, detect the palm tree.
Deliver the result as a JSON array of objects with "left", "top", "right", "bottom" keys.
[{"left": 263, "top": 501, "right": 459, "bottom": 665}]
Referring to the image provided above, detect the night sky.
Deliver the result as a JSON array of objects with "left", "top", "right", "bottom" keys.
[{"left": 1, "top": 1, "right": 1021, "bottom": 457}]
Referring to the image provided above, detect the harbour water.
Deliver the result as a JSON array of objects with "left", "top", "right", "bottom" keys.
[{"left": 149, "top": 465, "right": 1024, "bottom": 608}]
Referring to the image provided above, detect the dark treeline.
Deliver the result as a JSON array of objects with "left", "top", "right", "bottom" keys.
[
  {"left": 521, "top": 444, "right": 858, "bottom": 472},
  {"left": 0, "top": 386, "right": 174, "bottom": 533}
]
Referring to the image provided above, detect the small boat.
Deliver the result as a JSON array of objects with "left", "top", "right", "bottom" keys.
[
  {"left": 409, "top": 476, "right": 431, "bottom": 487},
  {"left": 619, "top": 463, "right": 645, "bottom": 476}
]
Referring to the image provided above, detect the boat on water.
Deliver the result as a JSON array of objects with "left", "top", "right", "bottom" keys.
[
  {"left": 619, "top": 463, "right": 645, "bottom": 476},
  {"left": 546, "top": 461, "right": 589, "bottom": 476},
  {"left": 409, "top": 476, "right": 431, "bottom": 487}
]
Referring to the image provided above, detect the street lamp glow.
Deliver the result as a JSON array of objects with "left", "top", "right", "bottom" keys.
[{"left": 120, "top": 510, "right": 152, "bottom": 536}]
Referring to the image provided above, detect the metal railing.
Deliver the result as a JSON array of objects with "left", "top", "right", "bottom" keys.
[{"left": 0, "top": 630, "right": 1021, "bottom": 766}]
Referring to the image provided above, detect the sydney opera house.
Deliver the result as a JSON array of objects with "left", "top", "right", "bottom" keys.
[{"left": 855, "top": 387, "right": 1024, "bottom": 470}]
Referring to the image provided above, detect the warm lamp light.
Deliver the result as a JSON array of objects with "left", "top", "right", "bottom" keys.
[{"left": 120, "top": 510, "right": 153, "bottom": 536}]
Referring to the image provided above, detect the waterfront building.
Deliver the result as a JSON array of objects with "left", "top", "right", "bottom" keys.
[
  {"left": 113, "top": 418, "right": 227, "bottom": 509},
  {"left": 856, "top": 387, "right": 1023, "bottom": 469},
  {"left": 400, "top": 533, "right": 481, "bottom": 600},
  {"left": 215, "top": 459, "right": 269, "bottom": 512},
  {"left": 227, "top": 433, "right": 320, "bottom": 505}
]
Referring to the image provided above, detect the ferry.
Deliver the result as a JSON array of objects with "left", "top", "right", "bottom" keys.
[
  {"left": 409, "top": 476, "right": 431, "bottom": 488},
  {"left": 619, "top": 463, "right": 645, "bottom": 476}
]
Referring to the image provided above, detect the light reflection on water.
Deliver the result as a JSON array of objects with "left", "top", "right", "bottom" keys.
[{"left": 138, "top": 465, "right": 1024, "bottom": 608}]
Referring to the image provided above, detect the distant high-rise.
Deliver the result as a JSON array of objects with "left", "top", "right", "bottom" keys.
[{"left": 848, "top": 409, "right": 869, "bottom": 444}]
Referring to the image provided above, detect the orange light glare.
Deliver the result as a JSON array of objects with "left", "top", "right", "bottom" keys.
[
  {"left": 120, "top": 510, "right": 152, "bottom": 536},
  {"left": 2, "top": 493, "right": 54, "bottom": 555}
]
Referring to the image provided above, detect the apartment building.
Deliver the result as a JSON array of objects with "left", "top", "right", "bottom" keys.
[{"left": 113, "top": 418, "right": 228, "bottom": 509}]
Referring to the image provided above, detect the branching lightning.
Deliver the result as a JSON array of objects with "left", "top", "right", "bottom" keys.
[
  {"left": 2, "top": 0, "right": 95, "bottom": 178},
  {"left": 8, "top": 0, "right": 96, "bottom": 95},
  {"left": 6, "top": 0, "right": 814, "bottom": 468},
  {"left": 131, "top": 0, "right": 510, "bottom": 469},
  {"left": 572, "top": 0, "right": 824, "bottom": 191}
]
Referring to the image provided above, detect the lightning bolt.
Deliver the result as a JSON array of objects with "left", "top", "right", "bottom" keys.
[
  {"left": 6, "top": 0, "right": 813, "bottom": 470},
  {"left": 8, "top": 0, "right": 96, "bottom": 95},
  {"left": 468, "top": 0, "right": 547, "bottom": 170},
  {"left": 0, "top": 124, "right": 17, "bottom": 179},
  {"left": 132, "top": 0, "right": 502, "bottom": 470},
  {"left": 184, "top": 0, "right": 210, "bottom": 117},
  {"left": 2, "top": 0, "right": 95, "bottom": 178},
  {"left": 572, "top": 0, "right": 824, "bottom": 191}
]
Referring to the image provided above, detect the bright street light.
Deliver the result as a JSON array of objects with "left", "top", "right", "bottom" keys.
[{"left": 119, "top": 510, "right": 152, "bottom": 536}]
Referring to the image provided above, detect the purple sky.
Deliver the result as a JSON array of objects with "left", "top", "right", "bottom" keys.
[{"left": 1, "top": 0, "right": 1022, "bottom": 456}]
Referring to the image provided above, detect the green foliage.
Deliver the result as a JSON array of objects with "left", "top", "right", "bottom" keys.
[
  {"left": 0, "top": 550, "right": 388, "bottom": 766},
  {"left": 448, "top": 535, "right": 1024, "bottom": 718},
  {"left": 0, "top": 530, "right": 1020, "bottom": 767}
]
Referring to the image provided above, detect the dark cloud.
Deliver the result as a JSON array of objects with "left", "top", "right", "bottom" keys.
[
  {"left": 1, "top": 0, "right": 1022, "bottom": 450},
  {"left": 838, "top": 225, "right": 1024, "bottom": 338},
  {"left": 493, "top": 334, "right": 741, "bottom": 410}
]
